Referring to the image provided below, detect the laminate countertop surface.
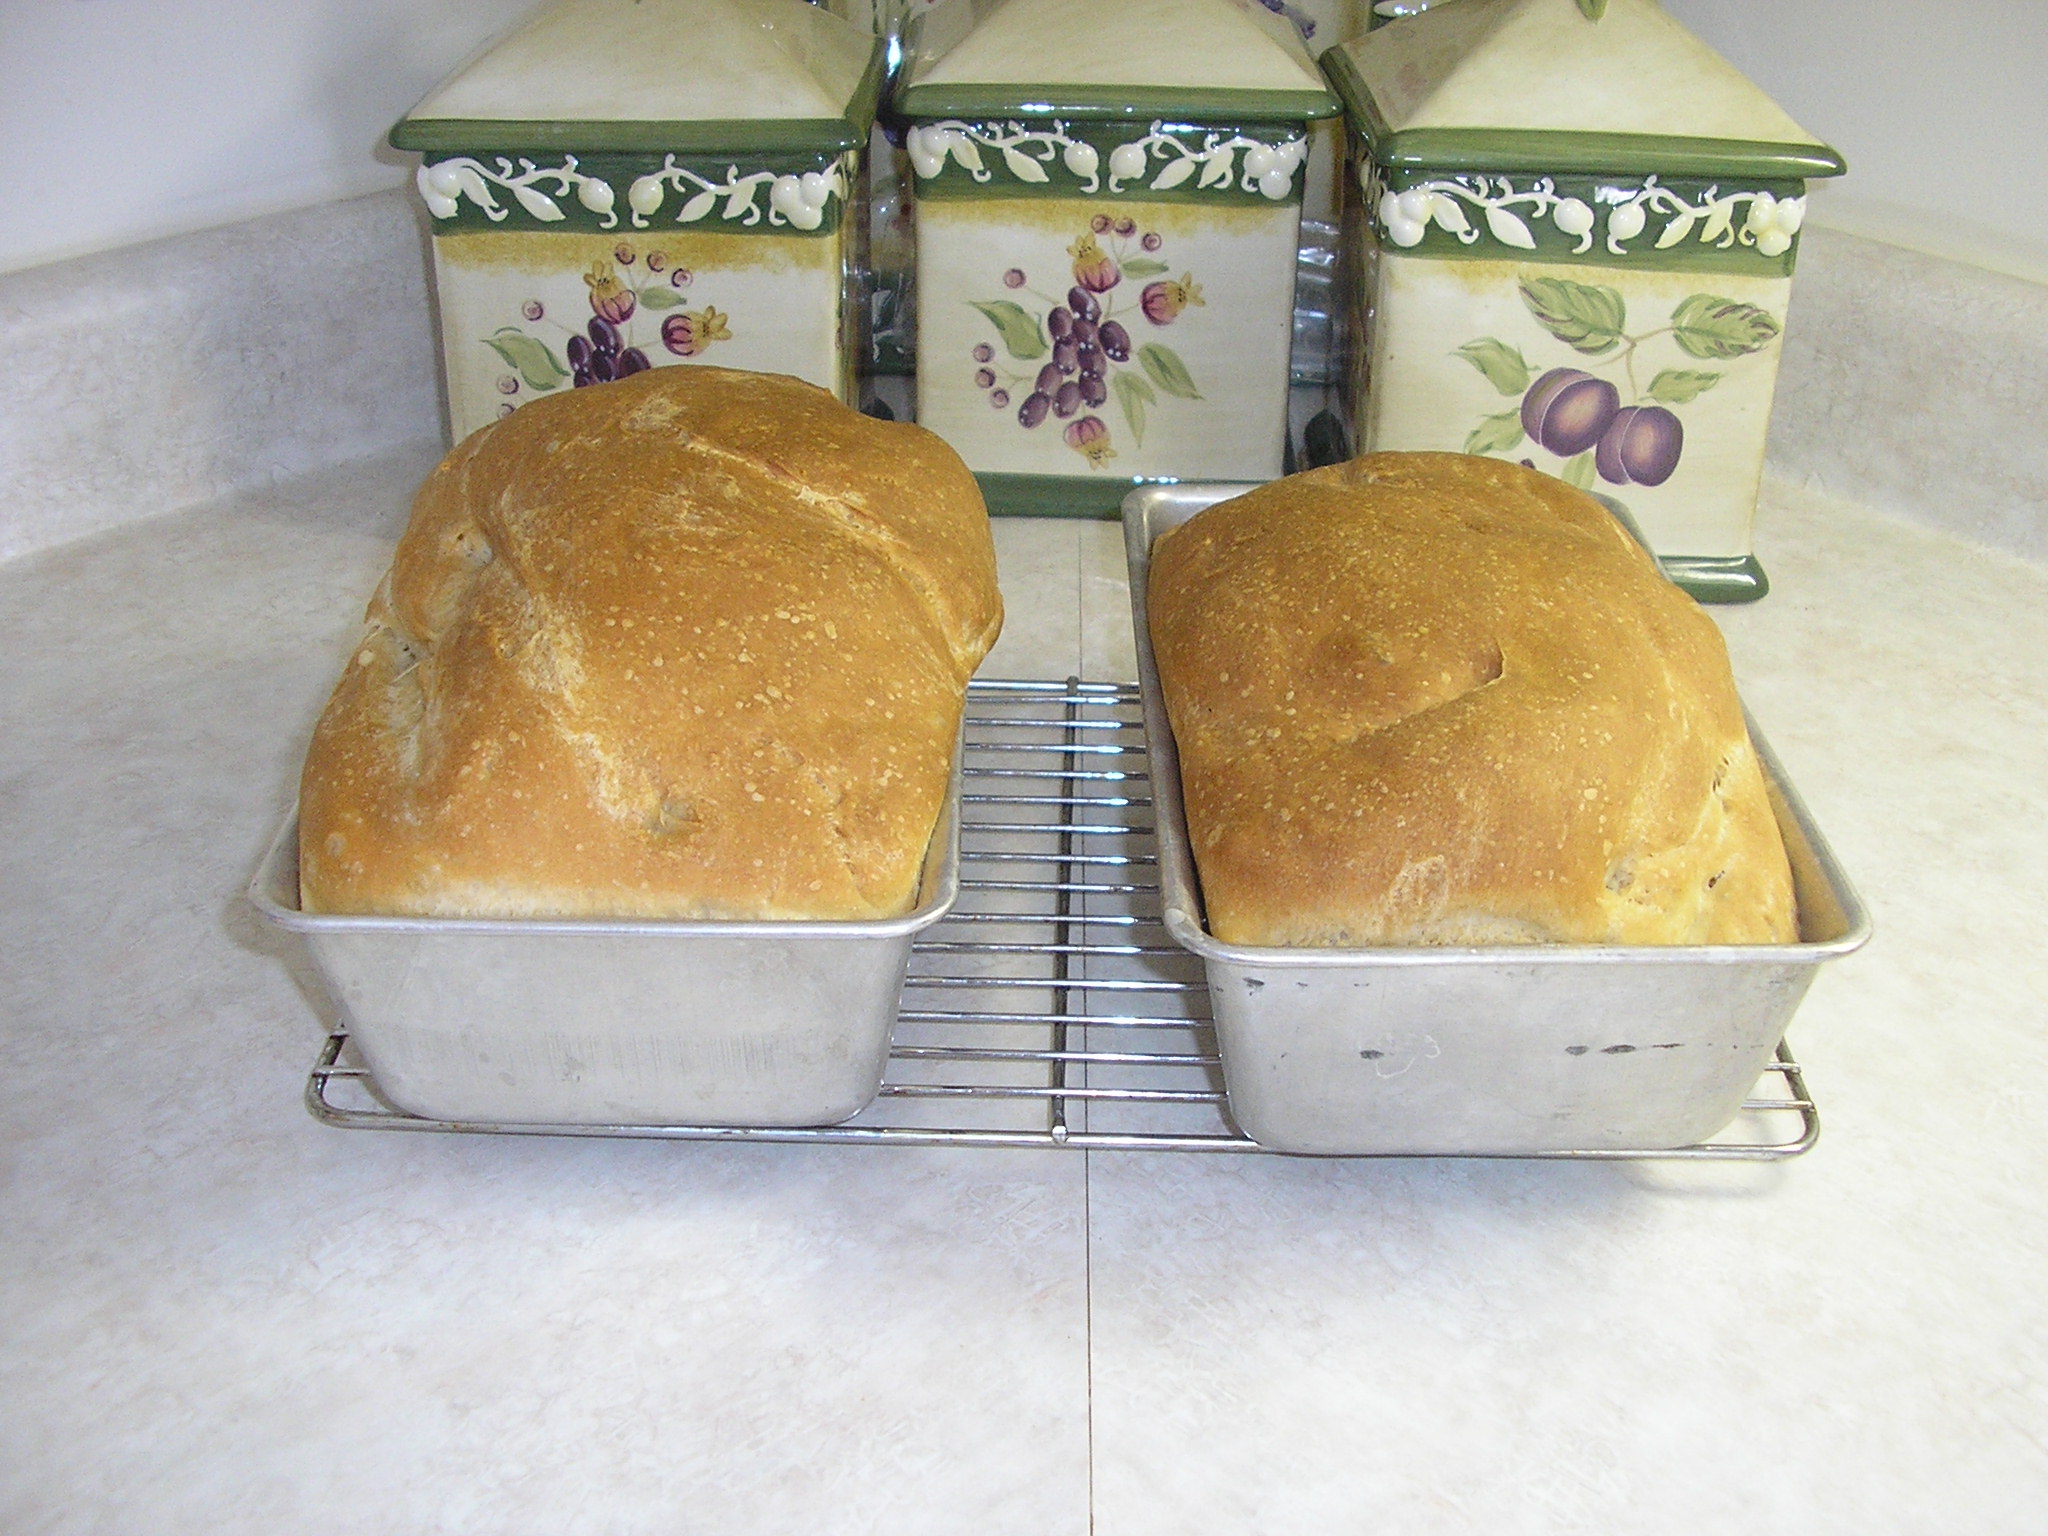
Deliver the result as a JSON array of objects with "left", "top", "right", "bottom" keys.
[{"left": 3, "top": 448, "right": 2045, "bottom": 1533}]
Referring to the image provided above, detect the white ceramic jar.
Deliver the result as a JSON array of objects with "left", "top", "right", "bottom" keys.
[
  {"left": 895, "top": 0, "right": 1340, "bottom": 516},
  {"left": 1324, "top": 0, "right": 1845, "bottom": 599},
  {"left": 392, "top": 0, "right": 882, "bottom": 441}
]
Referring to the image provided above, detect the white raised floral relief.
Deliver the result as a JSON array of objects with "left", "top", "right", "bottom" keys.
[
  {"left": 1371, "top": 170, "right": 1807, "bottom": 259},
  {"left": 417, "top": 155, "right": 851, "bottom": 231},
  {"left": 419, "top": 157, "right": 622, "bottom": 225},
  {"left": 625, "top": 158, "right": 849, "bottom": 232},
  {"left": 907, "top": 120, "right": 1309, "bottom": 201}
]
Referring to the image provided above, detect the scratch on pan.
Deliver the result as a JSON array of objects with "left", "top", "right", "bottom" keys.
[{"left": 1359, "top": 1036, "right": 1442, "bottom": 1078}]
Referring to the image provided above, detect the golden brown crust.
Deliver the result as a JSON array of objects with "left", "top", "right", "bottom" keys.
[
  {"left": 1147, "top": 452, "right": 1795, "bottom": 947},
  {"left": 298, "top": 366, "right": 1002, "bottom": 920}
]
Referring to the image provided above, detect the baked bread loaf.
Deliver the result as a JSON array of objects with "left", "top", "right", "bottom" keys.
[
  {"left": 299, "top": 366, "right": 1002, "bottom": 920},
  {"left": 1147, "top": 452, "right": 1795, "bottom": 947}
]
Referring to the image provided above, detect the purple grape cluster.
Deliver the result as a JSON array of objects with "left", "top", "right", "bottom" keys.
[
  {"left": 565, "top": 316, "right": 651, "bottom": 389},
  {"left": 1520, "top": 367, "right": 1682, "bottom": 486},
  {"left": 985, "top": 287, "right": 1136, "bottom": 430},
  {"left": 969, "top": 226, "right": 1170, "bottom": 440}
]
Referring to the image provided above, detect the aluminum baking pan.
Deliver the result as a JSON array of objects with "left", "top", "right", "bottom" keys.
[
  {"left": 1124, "top": 482, "right": 1870, "bottom": 1156},
  {"left": 249, "top": 744, "right": 962, "bottom": 1128}
]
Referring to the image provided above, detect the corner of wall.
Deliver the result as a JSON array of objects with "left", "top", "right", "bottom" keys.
[
  {"left": 1768, "top": 226, "right": 2048, "bottom": 563},
  {"left": 0, "top": 189, "right": 445, "bottom": 565}
]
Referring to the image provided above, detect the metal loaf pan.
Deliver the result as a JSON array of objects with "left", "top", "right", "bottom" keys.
[
  {"left": 249, "top": 750, "right": 963, "bottom": 1128},
  {"left": 1124, "top": 483, "right": 1870, "bottom": 1156}
]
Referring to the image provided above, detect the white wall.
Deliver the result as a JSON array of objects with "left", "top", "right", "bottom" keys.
[
  {"left": 3, "top": 0, "right": 2045, "bottom": 282},
  {"left": 0, "top": 0, "right": 535, "bottom": 275},
  {"left": 1664, "top": 0, "right": 2048, "bottom": 284}
]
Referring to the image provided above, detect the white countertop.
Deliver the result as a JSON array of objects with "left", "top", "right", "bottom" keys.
[{"left": 4, "top": 447, "right": 2047, "bottom": 1533}]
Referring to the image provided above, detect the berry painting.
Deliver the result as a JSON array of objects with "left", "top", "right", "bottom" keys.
[
  {"left": 478, "top": 242, "right": 733, "bottom": 412},
  {"left": 1457, "top": 273, "right": 1781, "bottom": 492},
  {"left": 965, "top": 218, "right": 1205, "bottom": 471}
]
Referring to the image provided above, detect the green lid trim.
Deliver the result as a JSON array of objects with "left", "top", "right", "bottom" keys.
[
  {"left": 906, "top": 119, "right": 1310, "bottom": 207},
  {"left": 1323, "top": 48, "right": 1844, "bottom": 181},
  {"left": 843, "top": 40, "right": 888, "bottom": 141},
  {"left": 415, "top": 149, "right": 855, "bottom": 236},
  {"left": 975, "top": 470, "right": 1176, "bottom": 519},
  {"left": 392, "top": 37, "right": 886, "bottom": 156},
  {"left": 896, "top": 82, "right": 1338, "bottom": 125},
  {"left": 1365, "top": 163, "right": 1807, "bottom": 276},
  {"left": 391, "top": 114, "right": 866, "bottom": 156},
  {"left": 1377, "top": 128, "right": 1844, "bottom": 180}
]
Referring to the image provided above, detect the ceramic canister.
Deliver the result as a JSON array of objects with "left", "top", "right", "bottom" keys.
[
  {"left": 896, "top": 0, "right": 1340, "bottom": 516},
  {"left": 391, "top": 0, "right": 882, "bottom": 441},
  {"left": 1325, "top": 0, "right": 1844, "bottom": 600}
]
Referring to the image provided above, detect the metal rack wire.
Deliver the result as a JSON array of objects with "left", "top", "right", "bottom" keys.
[{"left": 306, "top": 679, "right": 1819, "bottom": 1158}]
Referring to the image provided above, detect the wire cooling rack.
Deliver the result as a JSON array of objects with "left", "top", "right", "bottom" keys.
[{"left": 306, "top": 680, "right": 1819, "bottom": 1158}]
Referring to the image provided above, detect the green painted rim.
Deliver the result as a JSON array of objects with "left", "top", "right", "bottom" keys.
[
  {"left": 1378, "top": 129, "right": 1844, "bottom": 181},
  {"left": 1367, "top": 163, "right": 1806, "bottom": 276},
  {"left": 393, "top": 40, "right": 885, "bottom": 156},
  {"left": 896, "top": 82, "right": 1339, "bottom": 125},
  {"left": 392, "top": 114, "right": 867, "bottom": 156},
  {"left": 977, "top": 471, "right": 1177, "bottom": 519},
  {"left": 915, "top": 175, "right": 1303, "bottom": 208},
  {"left": 1662, "top": 553, "right": 1770, "bottom": 603},
  {"left": 416, "top": 148, "right": 853, "bottom": 237},
  {"left": 909, "top": 119, "right": 1308, "bottom": 207},
  {"left": 1322, "top": 49, "right": 1844, "bottom": 180}
]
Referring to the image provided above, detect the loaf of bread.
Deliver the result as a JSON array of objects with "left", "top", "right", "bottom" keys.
[
  {"left": 1147, "top": 453, "right": 1795, "bottom": 947},
  {"left": 298, "top": 366, "right": 1002, "bottom": 920}
]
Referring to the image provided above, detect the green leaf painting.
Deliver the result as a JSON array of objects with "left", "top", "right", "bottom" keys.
[
  {"left": 1575, "top": 0, "right": 1608, "bottom": 18},
  {"left": 1121, "top": 258, "right": 1171, "bottom": 279},
  {"left": 1670, "top": 295, "right": 1781, "bottom": 359},
  {"left": 1464, "top": 410, "right": 1525, "bottom": 456},
  {"left": 1138, "top": 343, "right": 1201, "bottom": 399},
  {"left": 1519, "top": 275, "right": 1627, "bottom": 355},
  {"left": 483, "top": 329, "right": 569, "bottom": 392},
  {"left": 1646, "top": 368, "right": 1723, "bottom": 404},
  {"left": 639, "top": 286, "right": 685, "bottom": 310},
  {"left": 1561, "top": 451, "right": 1596, "bottom": 489},
  {"left": 1455, "top": 338, "right": 1534, "bottom": 396},
  {"left": 969, "top": 300, "right": 1048, "bottom": 361},
  {"left": 1113, "top": 370, "right": 1156, "bottom": 446}
]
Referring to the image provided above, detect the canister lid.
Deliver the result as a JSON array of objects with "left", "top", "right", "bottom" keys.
[
  {"left": 390, "top": 0, "right": 884, "bottom": 155},
  {"left": 896, "top": 0, "right": 1340, "bottom": 122},
  {"left": 1325, "top": 0, "right": 1844, "bottom": 179}
]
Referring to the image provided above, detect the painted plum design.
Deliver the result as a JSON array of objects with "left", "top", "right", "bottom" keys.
[{"left": 1457, "top": 274, "right": 1780, "bottom": 492}]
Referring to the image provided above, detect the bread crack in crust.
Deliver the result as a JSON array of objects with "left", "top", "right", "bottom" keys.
[
  {"left": 1147, "top": 453, "right": 1795, "bottom": 947},
  {"left": 298, "top": 367, "right": 1002, "bottom": 920}
]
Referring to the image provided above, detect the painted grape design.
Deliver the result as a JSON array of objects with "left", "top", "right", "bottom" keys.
[
  {"left": 479, "top": 241, "right": 732, "bottom": 414},
  {"left": 967, "top": 216, "right": 1204, "bottom": 471},
  {"left": 1456, "top": 273, "right": 1780, "bottom": 491}
]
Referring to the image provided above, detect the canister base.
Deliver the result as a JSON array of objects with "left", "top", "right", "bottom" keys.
[
  {"left": 1662, "top": 553, "right": 1771, "bottom": 604},
  {"left": 976, "top": 472, "right": 1172, "bottom": 519}
]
